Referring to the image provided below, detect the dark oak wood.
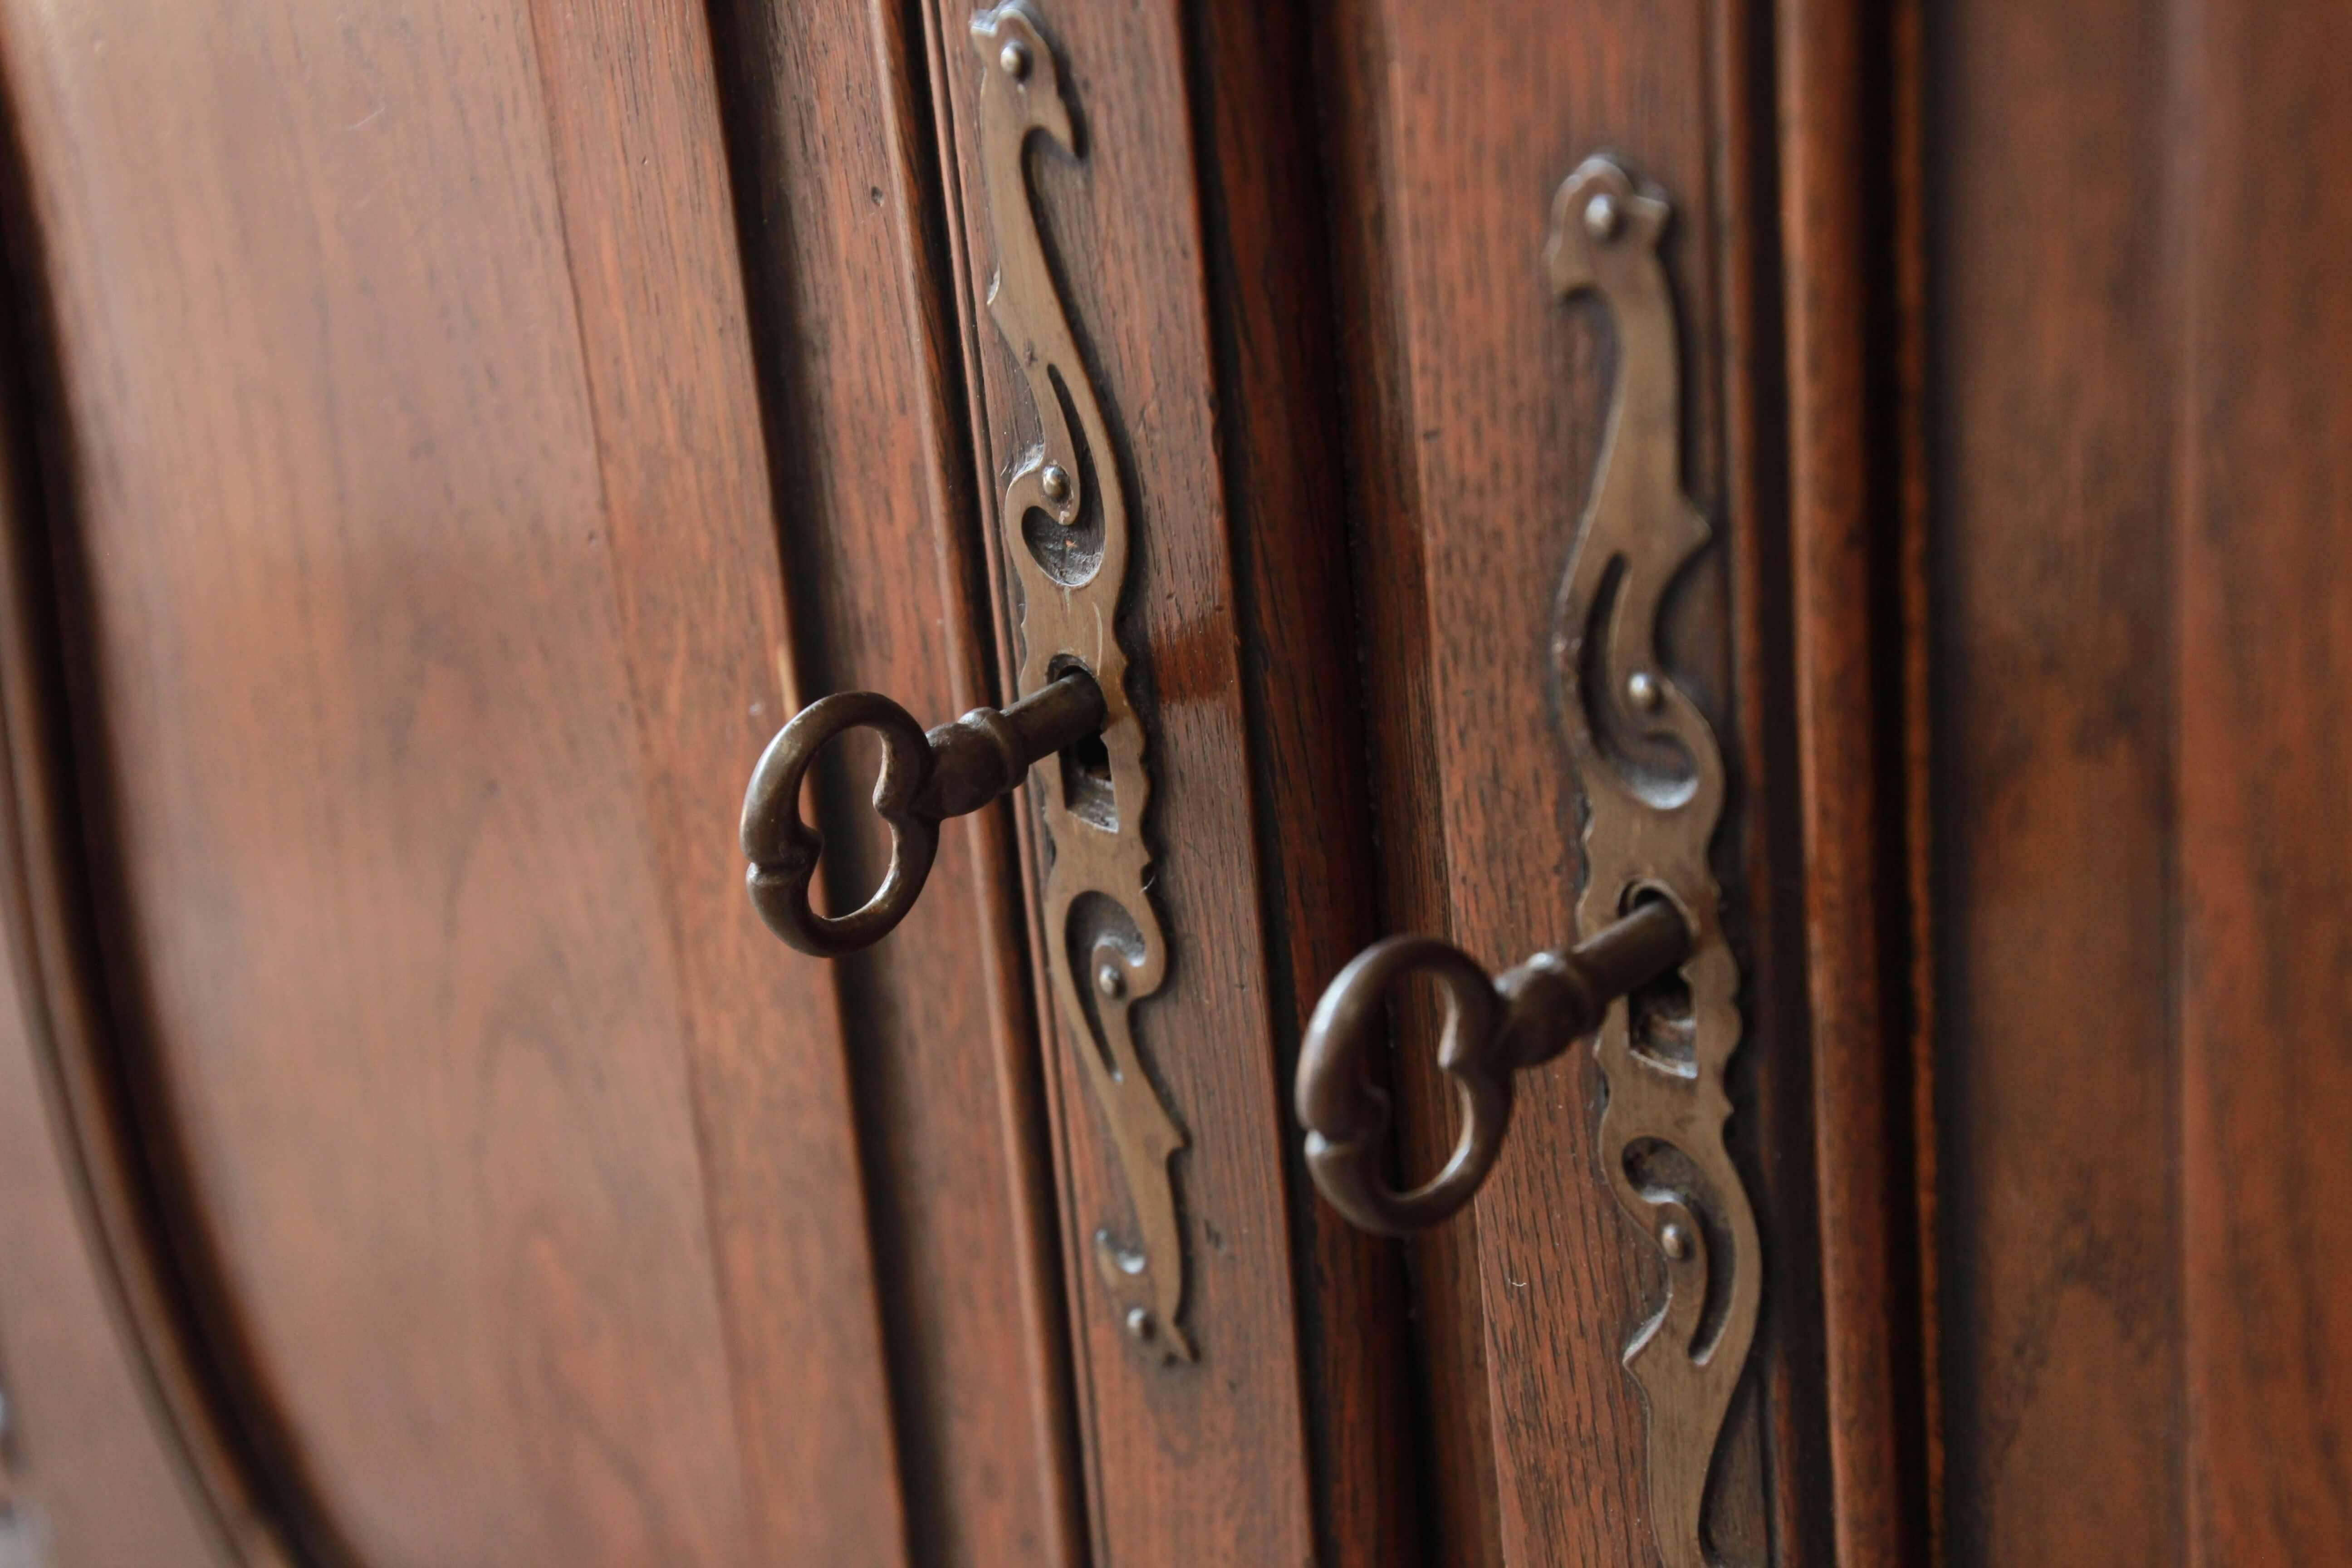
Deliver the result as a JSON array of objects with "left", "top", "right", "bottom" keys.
[
  {"left": 1717, "top": 0, "right": 1842, "bottom": 1558},
  {"left": 1778, "top": 0, "right": 1931, "bottom": 1560},
  {"left": 523, "top": 3, "right": 920, "bottom": 1559},
  {"left": 1924, "top": 0, "right": 2185, "bottom": 1560},
  {"left": 2174, "top": 2, "right": 2352, "bottom": 1555},
  {"left": 3, "top": 0, "right": 2345, "bottom": 1559},
  {"left": 1891, "top": 0, "right": 1945, "bottom": 1554},
  {"left": 1923, "top": 3, "right": 2352, "bottom": 1557},
  {"left": 707, "top": 0, "right": 1085, "bottom": 1556},
  {"left": 0, "top": 0, "right": 906, "bottom": 1561},
  {"left": 1182, "top": 0, "right": 1418, "bottom": 1558},
  {"left": 923, "top": 0, "right": 1418, "bottom": 1560},
  {"left": 1306, "top": 2, "right": 1797, "bottom": 1563},
  {"left": 1310, "top": 2, "right": 1505, "bottom": 1558}
]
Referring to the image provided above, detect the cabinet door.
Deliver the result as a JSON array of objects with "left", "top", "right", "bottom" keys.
[
  {"left": 1919, "top": 0, "right": 2352, "bottom": 1559},
  {"left": 26, "top": 0, "right": 2346, "bottom": 1562},
  {"left": 1303, "top": 1, "right": 1820, "bottom": 1561},
  {"left": 0, "top": 0, "right": 1862, "bottom": 1562},
  {"left": 902, "top": 1, "right": 1872, "bottom": 1564},
  {"left": 916, "top": 3, "right": 1413, "bottom": 1562},
  {"left": 0, "top": 0, "right": 1013, "bottom": 1562}
]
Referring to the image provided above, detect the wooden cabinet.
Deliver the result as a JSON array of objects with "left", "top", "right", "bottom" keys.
[{"left": 0, "top": 0, "right": 2341, "bottom": 1564}]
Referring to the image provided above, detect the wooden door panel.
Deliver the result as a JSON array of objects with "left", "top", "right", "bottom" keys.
[
  {"left": 920, "top": 2, "right": 1416, "bottom": 1562},
  {"left": 1925, "top": 0, "right": 2352, "bottom": 1560},
  {"left": 1311, "top": 1, "right": 1805, "bottom": 1563},
  {"left": 704, "top": 0, "right": 1084, "bottom": 1559},
  {"left": 0, "top": 0, "right": 903, "bottom": 1562},
  {"left": 1776, "top": 0, "right": 1930, "bottom": 1559},
  {"left": 3, "top": 0, "right": 2340, "bottom": 1558},
  {"left": 1925, "top": 1, "right": 2181, "bottom": 1555},
  {"left": 2175, "top": 4, "right": 2352, "bottom": 1553},
  {"left": 0, "top": 892, "right": 225, "bottom": 1566}
]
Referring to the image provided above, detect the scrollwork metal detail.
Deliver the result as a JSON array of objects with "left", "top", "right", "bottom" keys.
[
  {"left": 969, "top": 1, "right": 1192, "bottom": 1362},
  {"left": 1546, "top": 153, "right": 1757, "bottom": 1568}
]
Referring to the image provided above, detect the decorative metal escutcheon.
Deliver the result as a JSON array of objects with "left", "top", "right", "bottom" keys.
[
  {"left": 1294, "top": 156, "right": 1759, "bottom": 1568},
  {"left": 967, "top": 0, "right": 1192, "bottom": 1362},
  {"left": 739, "top": 1, "right": 1195, "bottom": 1362}
]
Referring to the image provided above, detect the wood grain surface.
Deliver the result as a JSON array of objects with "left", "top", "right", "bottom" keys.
[
  {"left": 0, "top": 0, "right": 904, "bottom": 1561},
  {"left": 706, "top": 0, "right": 1084, "bottom": 1558},
  {"left": 1307, "top": 0, "right": 1794, "bottom": 1562},
  {"left": 1779, "top": 0, "right": 1931, "bottom": 1559},
  {"left": 0, "top": 221, "right": 235, "bottom": 1560},
  {"left": 5, "top": 0, "right": 2344, "bottom": 1559},
  {"left": 923, "top": 0, "right": 1400, "bottom": 1560},
  {"left": 1925, "top": 0, "right": 2352, "bottom": 1562},
  {"left": 1925, "top": 0, "right": 2187, "bottom": 1559},
  {"left": 1181, "top": 0, "right": 1418, "bottom": 1559},
  {"left": 2173, "top": 1, "right": 2352, "bottom": 1557}
]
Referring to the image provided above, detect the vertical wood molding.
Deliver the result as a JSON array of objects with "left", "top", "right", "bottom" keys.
[
  {"left": 1922, "top": 0, "right": 2184, "bottom": 1558},
  {"left": 2173, "top": 1, "right": 2352, "bottom": 1559},
  {"left": 923, "top": 2, "right": 1354, "bottom": 1560},
  {"left": 1776, "top": 0, "right": 1929, "bottom": 1558},
  {"left": 1891, "top": 0, "right": 1944, "bottom": 1555},
  {"left": 1306, "top": 0, "right": 1503, "bottom": 1555},
  {"left": 0, "top": 53, "right": 318, "bottom": 1562},
  {"left": 877, "top": 0, "right": 1090, "bottom": 1560},
  {"left": 1176, "top": 0, "right": 1419, "bottom": 1557},
  {"left": 1705, "top": 0, "right": 1839, "bottom": 1556}
]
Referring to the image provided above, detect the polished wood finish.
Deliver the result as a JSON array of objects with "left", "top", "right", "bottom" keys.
[
  {"left": 0, "top": 0, "right": 2345, "bottom": 1560},
  {"left": 1923, "top": 0, "right": 2352, "bottom": 1561},
  {"left": 1779, "top": 0, "right": 1930, "bottom": 1560},
  {"left": 1926, "top": 0, "right": 2188, "bottom": 1559},
  {"left": 707, "top": 0, "right": 1088, "bottom": 1557},
  {"left": 1308, "top": 1, "right": 1800, "bottom": 1561},
  {"left": 0, "top": 0, "right": 904, "bottom": 1561},
  {"left": 923, "top": 1, "right": 1412, "bottom": 1560},
  {"left": 2174, "top": 2, "right": 2352, "bottom": 1557},
  {"left": 1158, "top": 0, "right": 1418, "bottom": 1555},
  {"left": 525, "top": 4, "right": 912, "bottom": 1558}
]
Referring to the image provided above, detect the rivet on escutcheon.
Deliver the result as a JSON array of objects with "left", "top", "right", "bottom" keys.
[{"left": 1584, "top": 191, "right": 1623, "bottom": 241}]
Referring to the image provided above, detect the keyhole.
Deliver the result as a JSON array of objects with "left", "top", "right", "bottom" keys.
[
  {"left": 1059, "top": 728, "right": 1117, "bottom": 830},
  {"left": 1622, "top": 887, "right": 1696, "bottom": 1071}
]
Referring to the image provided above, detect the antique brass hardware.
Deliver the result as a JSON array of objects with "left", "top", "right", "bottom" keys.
[
  {"left": 969, "top": 0, "right": 1193, "bottom": 1361},
  {"left": 1292, "top": 155, "right": 1759, "bottom": 1568},
  {"left": 1297, "top": 897, "right": 1690, "bottom": 1234},
  {"left": 740, "top": 671, "right": 1106, "bottom": 956},
  {"left": 738, "top": 0, "right": 1193, "bottom": 1362}
]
